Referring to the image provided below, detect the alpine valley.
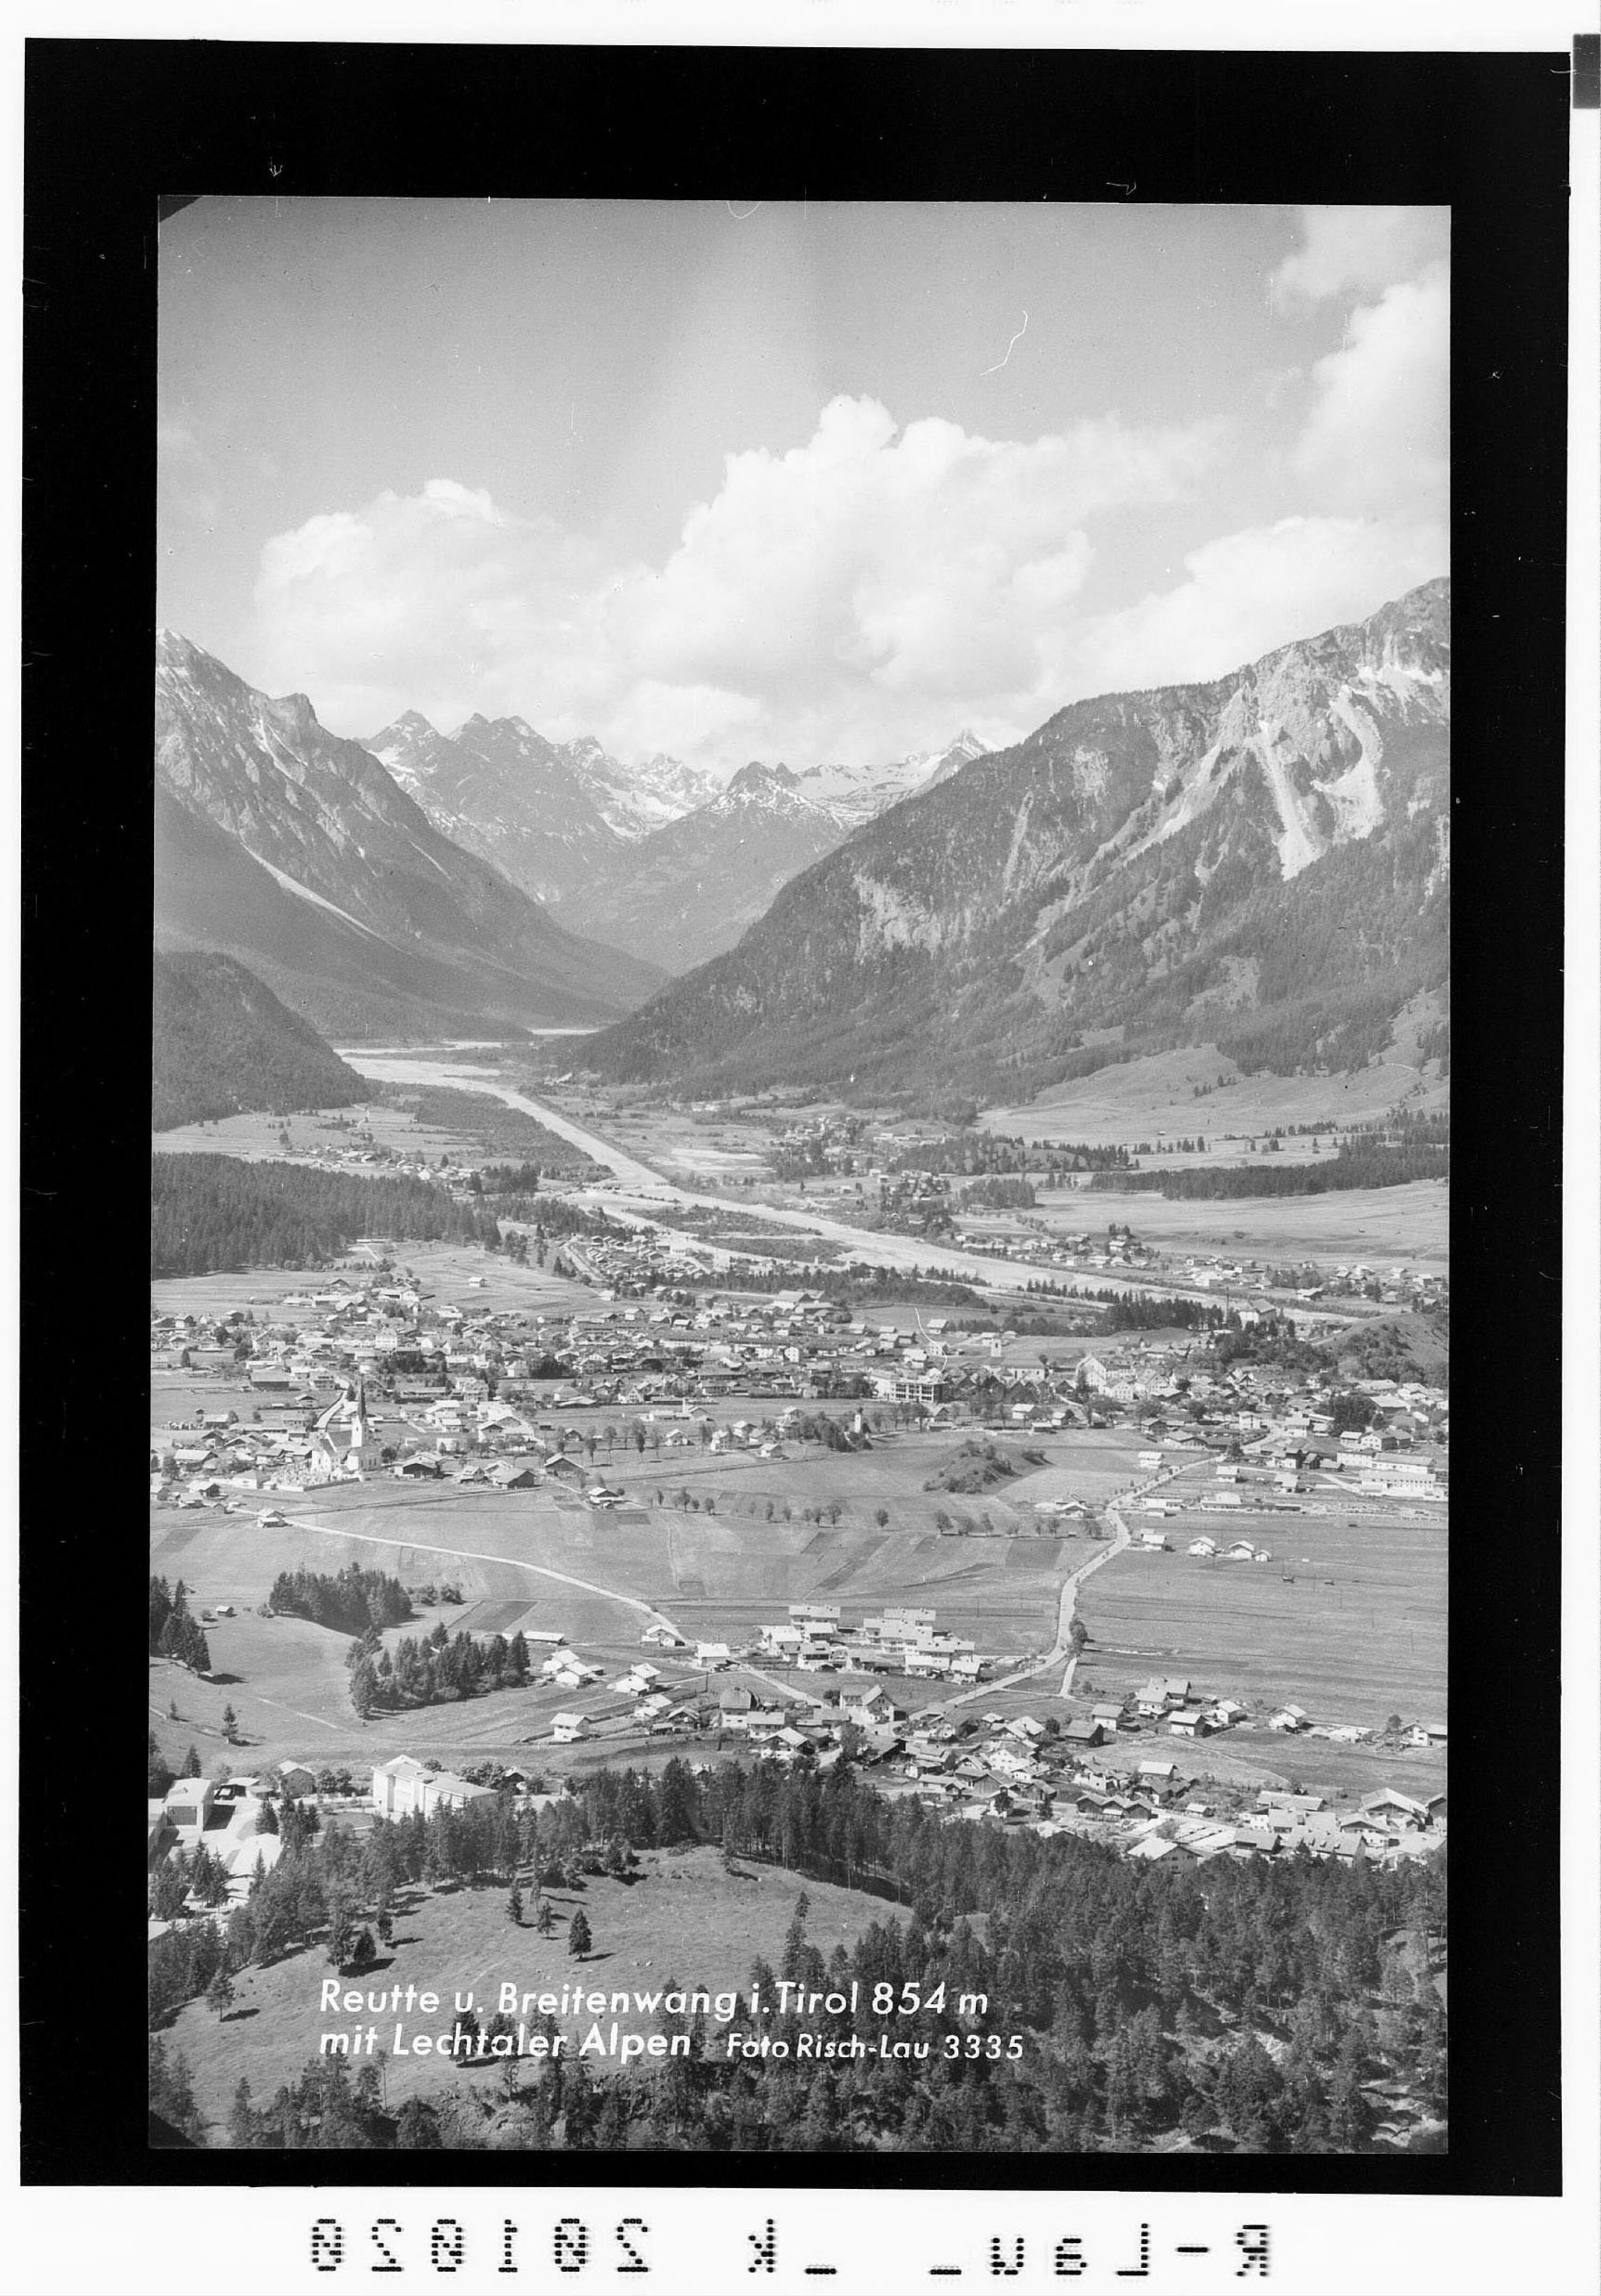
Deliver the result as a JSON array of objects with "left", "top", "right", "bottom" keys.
[
  {"left": 577, "top": 580, "right": 1451, "bottom": 1105},
  {"left": 154, "top": 634, "right": 667, "bottom": 1041},
  {"left": 365, "top": 712, "right": 991, "bottom": 974}
]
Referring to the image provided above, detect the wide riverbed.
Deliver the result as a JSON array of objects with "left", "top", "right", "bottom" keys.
[{"left": 335, "top": 1051, "right": 1370, "bottom": 1328}]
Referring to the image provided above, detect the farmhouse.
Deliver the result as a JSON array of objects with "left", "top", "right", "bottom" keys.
[
  {"left": 551, "top": 1712, "right": 591, "bottom": 1743},
  {"left": 1135, "top": 1675, "right": 1191, "bottom": 1717}
]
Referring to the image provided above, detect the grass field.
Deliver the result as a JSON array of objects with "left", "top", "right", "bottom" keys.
[
  {"left": 147, "top": 1426, "right": 1156, "bottom": 1767},
  {"left": 1032, "top": 1180, "right": 1448, "bottom": 1271},
  {"left": 161, "top": 1843, "right": 893, "bottom": 2134},
  {"left": 1074, "top": 1502, "right": 1446, "bottom": 1725},
  {"left": 151, "top": 1240, "right": 596, "bottom": 1325},
  {"left": 154, "top": 1099, "right": 469, "bottom": 1162},
  {"left": 980, "top": 1044, "right": 1449, "bottom": 1146}
]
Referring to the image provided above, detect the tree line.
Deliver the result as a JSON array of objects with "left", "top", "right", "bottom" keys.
[
  {"left": 268, "top": 1564, "right": 414, "bottom": 1636},
  {"left": 888, "top": 1132, "right": 1131, "bottom": 1178},
  {"left": 347, "top": 1623, "right": 534, "bottom": 1717},
  {"left": 393, "top": 1087, "right": 603, "bottom": 1180},
  {"left": 153, "top": 1757, "right": 1445, "bottom": 2156},
  {"left": 149, "top": 1577, "right": 212, "bottom": 1673},
  {"left": 150, "top": 1154, "right": 503, "bottom": 1277},
  {"left": 1087, "top": 1140, "right": 1449, "bottom": 1200}
]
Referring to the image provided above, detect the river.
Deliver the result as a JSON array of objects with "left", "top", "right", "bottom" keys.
[{"left": 335, "top": 1049, "right": 1360, "bottom": 1326}]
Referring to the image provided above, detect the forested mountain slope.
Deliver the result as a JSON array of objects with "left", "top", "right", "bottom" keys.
[{"left": 152, "top": 949, "right": 364, "bottom": 1129}]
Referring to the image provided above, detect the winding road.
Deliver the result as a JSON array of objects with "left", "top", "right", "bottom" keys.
[
  {"left": 927, "top": 1488, "right": 1146, "bottom": 1714},
  {"left": 281, "top": 1506, "right": 822, "bottom": 1714}
]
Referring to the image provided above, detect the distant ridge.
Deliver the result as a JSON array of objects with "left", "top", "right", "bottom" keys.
[
  {"left": 154, "top": 634, "right": 666, "bottom": 1038},
  {"left": 364, "top": 710, "right": 988, "bottom": 973},
  {"left": 153, "top": 949, "right": 365, "bottom": 1130}
]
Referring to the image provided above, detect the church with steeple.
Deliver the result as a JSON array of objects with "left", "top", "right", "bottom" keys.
[{"left": 307, "top": 1378, "right": 385, "bottom": 1480}]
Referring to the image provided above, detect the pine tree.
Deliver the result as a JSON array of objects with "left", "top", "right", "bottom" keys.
[
  {"left": 206, "top": 1968, "right": 235, "bottom": 2017},
  {"left": 325, "top": 1898, "right": 356, "bottom": 1969},
  {"left": 568, "top": 1909, "right": 592, "bottom": 1959},
  {"left": 507, "top": 1882, "right": 524, "bottom": 1926},
  {"left": 395, "top": 2096, "right": 443, "bottom": 2149}
]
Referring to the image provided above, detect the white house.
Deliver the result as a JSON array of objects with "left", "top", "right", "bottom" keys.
[
  {"left": 370, "top": 1757, "right": 497, "bottom": 1818},
  {"left": 163, "top": 1776, "right": 218, "bottom": 1833}
]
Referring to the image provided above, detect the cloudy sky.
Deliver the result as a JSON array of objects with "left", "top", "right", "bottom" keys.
[{"left": 159, "top": 199, "right": 1447, "bottom": 774}]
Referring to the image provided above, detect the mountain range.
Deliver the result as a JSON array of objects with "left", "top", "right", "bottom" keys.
[
  {"left": 363, "top": 711, "right": 990, "bottom": 972},
  {"left": 154, "top": 634, "right": 665, "bottom": 1040},
  {"left": 577, "top": 579, "right": 1451, "bottom": 1103}
]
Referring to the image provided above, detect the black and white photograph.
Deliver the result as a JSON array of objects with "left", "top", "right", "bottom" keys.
[
  {"left": 14, "top": 21, "right": 1590, "bottom": 2295},
  {"left": 146, "top": 192, "right": 1457, "bottom": 2160}
]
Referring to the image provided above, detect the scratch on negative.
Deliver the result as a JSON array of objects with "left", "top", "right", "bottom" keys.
[{"left": 982, "top": 309, "right": 1028, "bottom": 376}]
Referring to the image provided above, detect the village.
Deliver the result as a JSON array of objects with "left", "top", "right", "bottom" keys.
[
  {"left": 149, "top": 1664, "right": 1447, "bottom": 1946},
  {"left": 149, "top": 1031, "right": 1453, "bottom": 1979},
  {"left": 150, "top": 1211, "right": 1449, "bottom": 1939},
  {"left": 150, "top": 1234, "right": 1448, "bottom": 1503}
]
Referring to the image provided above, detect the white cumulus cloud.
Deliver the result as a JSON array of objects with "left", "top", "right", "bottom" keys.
[
  {"left": 1273, "top": 206, "right": 1449, "bottom": 304},
  {"left": 244, "top": 232, "right": 1445, "bottom": 774},
  {"left": 1056, "top": 514, "right": 1447, "bottom": 702},
  {"left": 1293, "top": 268, "right": 1449, "bottom": 523},
  {"left": 249, "top": 398, "right": 1222, "bottom": 767},
  {"left": 252, "top": 478, "right": 624, "bottom": 735}
]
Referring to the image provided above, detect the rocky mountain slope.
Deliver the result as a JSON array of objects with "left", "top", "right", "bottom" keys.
[
  {"left": 154, "top": 635, "right": 665, "bottom": 1040},
  {"left": 363, "top": 709, "right": 983, "bottom": 971},
  {"left": 577, "top": 762, "right": 851, "bottom": 972},
  {"left": 577, "top": 580, "right": 1451, "bottom": 1102},
  {"left": 366, "top": 709, "right": 636, "bottom": 910},
  {"left": 790, "top": 730, "right": 990, "bottom": 827},
  {"left": 152, "top": 949, "right": 365, "bottom": 1129}
]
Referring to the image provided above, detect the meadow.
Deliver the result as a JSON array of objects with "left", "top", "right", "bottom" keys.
[
  {"left": 148, "top": 1425, "right": 1148, "bottom": 1768},
  {"left": 150, "top": 1240, "right": 595, "bottom": 1325},
  {"left": 161, "top": 1842, "right": 889, "bottom": 2132},
  {"left": 1033, "top": 1180, "right": 1448, "bottom": 1271},
  {"left": 979, "top": 1043, "right": 1449, "bottom": 1146},
  {"left": 153, "top": 1098, "right": 467, "bottom": 1163},
  {"left": 1073, "top": 1502, "right": 1447, "bottom": 1725}
]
